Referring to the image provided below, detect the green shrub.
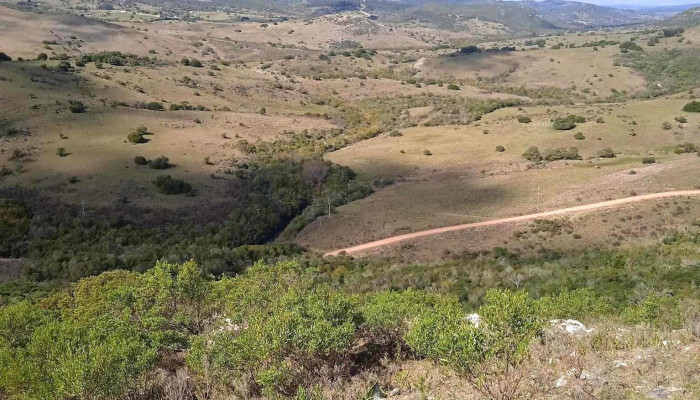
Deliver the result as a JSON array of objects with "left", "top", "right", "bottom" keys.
[
  {"left": 407, "top": 290, "right": 544, "bottom": 400},
  {"left": 495, "top": 145, "right": 505, "bottom": 152},
  {"left": 573, "top": 132, "right": 585, "bottom": 140},
  {"left": 596, "top": 147, "right": 616, "bottom": 158},
  {"left": 153, "top": 175, "right": 192, "bottom": 195},
  {"left": 542, "top": 147, "right": 581, "bottom": 161},
  {"left": 447, "top": 84, "right": 460, "bottom": 90},
  {"left": 682, "top": 101, "right": 700, "bottom": 112},
  {"left": 674, "top": 142, "right": 697, "bottom": 154},
  {"left": 190, "top": 59, "right": 202, "bottom": 67},
  {"left": 517, "top": 115, "right": 531, "bottom": 123},
  {"left": 521, "top": 146, "right": 542, "bottom": 162},
  {"left": 0, "top": 302, "right": 157, "bottom": 400},
  {"left": 68, "top": 101, "right": 86, "bottom": 113},
  {"left": 127, "top": 132, "right": 146, "bottom": 144},
  {"left": 181, "top": 58, "right": 190, "bottom": 66},
  {"left": 619, "top": 41, "right": 643, "bottom": 52},
  {"left": 674, "top": 116, "right": 687, "bottom": 123},
  {"left": 539, "top": 288, "right": 611, "bottom": 320},
  {"left": 56, "top": 147, "right": 68, "bottom": 157},
  {"left": 148, "top": 155, "right": 170, "bottom": 170},
  {"left": 553, "top": 118, "right": 576, "bottom": 130},
  {"left": 0, "top": 52, "right": 11, "bottom": 62},
  {"left": 423, "top": 149, "right": 432, "bottom": 156},
  {"left": 134, "top": 156, "right": 149, "bottom": 165},
  {"left": 36, "top": 53, "right": 48, "bottom": 61},
  {"left": 623, "top": 293, "right": 683, "bottom": 329},
  {"left": 145, "top": 102, "right": 164, "bottom": 111},
  {"left": 662, "top": 121, "right": 672, "bottom": 130},
  {"left": 641, "top": 157, "right": 656, "bottom": 164}
]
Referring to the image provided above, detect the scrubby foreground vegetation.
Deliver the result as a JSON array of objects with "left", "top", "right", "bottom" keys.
[{"left": 1, "top": 227, "right": 699, "bottom": 400}]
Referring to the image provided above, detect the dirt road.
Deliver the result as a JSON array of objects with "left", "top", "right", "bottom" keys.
[{"left": 324, "top": 190, "right": 700, "bottom": 256}]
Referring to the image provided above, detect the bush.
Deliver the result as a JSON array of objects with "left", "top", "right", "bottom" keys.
[
  {"left": 447, "top": 84, "right": 460, "bottom": 90},
  {"left": 623, "top": 293, "right": 683, "bottom": 329},
  {"left": 495, "top": 145, "right": 505, "bottom": 152},
  {"left": 145, "top": 102, "right": 164, "bottom": 111},
  {"left": 0, "top": 52, "right": 11, "bottom": 62},
  {"left": 596, "top": 147, "right": 616, "bottom": 158},
  {"left": 180, "top": 58, "right": 190, "bottom": 66},
  {"left": 573, "top": 132, "right": 585, "bottom": 140},
  {"left": 68, "top": 101, "right": 86, "bottom": 113},
  {"left": 619, "top": 41, "right": 643, "bottom": 52},
  {"left": 148, "top": 156, "right": 170, "bottom": 170},
  {"left": 190, "top": 59, "right": 202, "bottom": 67},
  {"left": 423, "top": 149, "right": 432, "bottom": 156},
  {"left": 127, "top": 132, "right": 146, "bottom": 144},
  {"left": 674, "top": 116, "right": 687, "bottom": 123},
  {"left": 542, "top": 147, "right": 581, "bottom": 161},
  {"left": 56, "top": 147, "right": 68, "bottom": 157},
  {"left": 674, "top": 142, "right": 697, "bottom": 153},
  {"left": 662, "top": 121, "right": 672, "bottom": 130},
  {"left": 517, "top": 115, "right": 531, "bottom": 124},
  {"left": 134, "top": 156, "right": 149, "bottom": 165},
  {"left": 36, "top": 53, "right": 48, "bottom": 61},
  {"left": 154, "top": 175, "right": 192, "bottom": 195},
  {"left": 682, "top": 101, "right": 700, "bottom": 112},
  {"left": 552, "top": 117, "right": 576, "bottom": 130},
  {"left": 521, "top": 146, "right": 542, "bottom": 162},
  {"left": 641, "top": 157, "right": 656, "bottom": 164}
]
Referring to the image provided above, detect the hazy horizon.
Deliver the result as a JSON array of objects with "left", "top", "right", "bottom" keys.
[{"left": 523, "top": 0, "right": 698, "bottom": 7}]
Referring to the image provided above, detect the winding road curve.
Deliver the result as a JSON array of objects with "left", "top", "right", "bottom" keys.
[{"left": 324, "top": 190, "right": 700, "bottom": 256}]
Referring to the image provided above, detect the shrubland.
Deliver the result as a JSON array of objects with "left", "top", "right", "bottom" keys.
[{"left": 1, "top": 228, "right": 699, "bottom": 399}]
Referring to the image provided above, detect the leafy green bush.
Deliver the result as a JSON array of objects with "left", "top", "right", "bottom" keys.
[
  {"left": 134, "top": 156, "right": 149, "bottom": 165},
  {"left": 154, "top": 175, "right": 192, "bottom": 195},
  {"left": 517, "top": 115, "right": 531, "bottom": 123},
  {"left": 68, "top": 101, "right": 86, "bottom": 113},
  {"left": 542, "top": 147, "right": 581, "bottom": 161},
  {"left": 623, "top": 293, "right": 683, "bottom": 329},
  {"left": 682, "top": 101, "right": 700, "bottom": 112},
  {"left": 148, "top": 155, "right": 170, "bottom": 169},
  {"left": 127, "top": 132, "right": 146, "bottom": 144},
  {"left": 447, "top": 84, "right": 460, "bottom": 90},
  {"left": 662, "top": 121, "right": 672, "bottom": 130},
  {"left": 553, "top": 114, "right": 585, "bottom": 131},
  {"left": 495, "top": 145, "right": 505, "bottom": 152},
  {"left": 596, "top": 147, "right": 616, "bottom": 158},
  {"left": 522, "top": 146, "right": 542, "bottom": 162},
  {"left": 145, "top": 102, "right": 164, "bottom": 111},
  {"left": 674, "top": 142, "right": 697, "bottom": 154},
  {"left": 573, "top": 132, "right": 585, "bottom": 140},
  {"left": 619, "top": 41, "right": 643, "bottom": 52},
  {"left": 641, "top": 157, "right": 656, "bottom": 164},
  {"left": 0, "top": 303, "right": 157, "bottom": 400}
]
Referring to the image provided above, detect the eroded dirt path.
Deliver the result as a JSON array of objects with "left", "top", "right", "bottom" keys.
[{"left": 324, "top": 190, "right": 700, "bottom": 256}]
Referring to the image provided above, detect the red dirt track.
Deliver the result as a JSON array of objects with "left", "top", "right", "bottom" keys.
[{"left": 324, "top": 190, "right": 700, "bottom": 256}]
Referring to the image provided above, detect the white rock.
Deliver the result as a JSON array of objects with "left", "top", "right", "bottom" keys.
[
  {"left": 614, "top": 360, "right": 627, "bottom": 368},
  {"left": 549, "top": 319, "right": 596, "bottom": 335},
  {"left": 467, "top": 313, "right": 481, "bottom": 328},
  {"left": 555, "top": 376, "right": 568, "bottom": 388}
]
